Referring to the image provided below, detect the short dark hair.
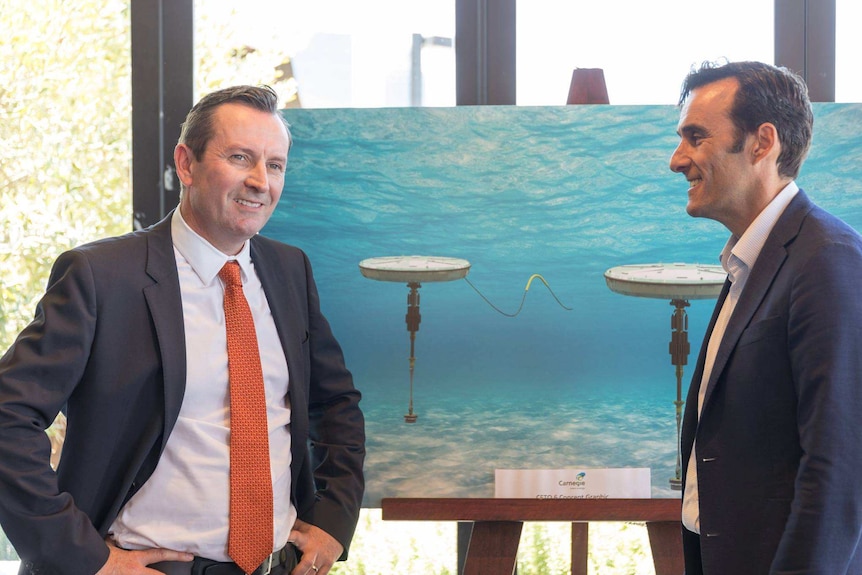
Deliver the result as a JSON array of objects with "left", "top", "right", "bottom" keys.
[
  {"left": 679, "top": 60, "right": 813, "bottom": 179},
  {"left": 178, "top": 85, "right": 291, "bottom": 161}
]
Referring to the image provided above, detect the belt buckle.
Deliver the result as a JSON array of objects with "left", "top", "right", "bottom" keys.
[{"left": 259, "top": 553, "right": 273, "bottom": 575}]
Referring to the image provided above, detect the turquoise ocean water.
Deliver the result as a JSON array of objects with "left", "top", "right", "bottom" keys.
[{"left": 264, "top": 104, "right": 862, "bottom": 506}]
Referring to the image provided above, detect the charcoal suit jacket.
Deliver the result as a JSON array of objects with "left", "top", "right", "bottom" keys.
[
  {"left": 0, "top": 213, "right": 365, "bottom": 575},
  {"left": 681, "top": 190, "right": 862, "bottom": 574}
]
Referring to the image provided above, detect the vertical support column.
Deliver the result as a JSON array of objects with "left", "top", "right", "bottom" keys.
[
  {"left": 456, "top": 0, "right": 516, "bottom": 105},
  {"left": 774, "top": 0, "right": 835, "bottom": 102},
  {"left": 668, "top": 299, "right": 690, "bottom": 491},
  {"left": 463, "top": 521, "right": 523, "bottom": 575},
  {"left": 458, "top": 522, "right": 473, "bottom": 575},
  {"left": 646, "top": 522, "right": 685, "bottom": 575},
  {"left": 404, "top": 282, "right": 421, "bottom": 423},
  {"left": 131, "top": 0, "right": 194, "bottom": 229},
  {"left": 570, "top": 522, "right": 588, "bottom": 575}
]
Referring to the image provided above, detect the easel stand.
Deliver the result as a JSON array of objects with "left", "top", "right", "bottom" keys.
[{"left": 381, "top": 498, "right": 682, "bottom": 575}]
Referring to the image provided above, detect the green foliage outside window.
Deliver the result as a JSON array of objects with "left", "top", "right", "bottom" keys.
[
  {"left": 0, "top": 0, "right": 132, "bottom": 349},
  {"left": 0, "top": 0, "right": 132, "bottom": 561}
]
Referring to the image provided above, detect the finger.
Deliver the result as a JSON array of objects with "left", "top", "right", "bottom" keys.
[
  {"left": 287, "top": 530, "right": 305, "bottom": 548},
  {"left": 291, "top": 554, "right": 321, "bottom": 575},
  {"left": 98, "top": 547, "right": 194, "bottom": 575},
  {"left": 139, "top": 548, "right": 195, "bottom": 565},
  {"left": 105, "top": 537, "right": 195, "bottom": 564},
  {"left": 288, "top": 520, "right": 311, "bottom": 548}
]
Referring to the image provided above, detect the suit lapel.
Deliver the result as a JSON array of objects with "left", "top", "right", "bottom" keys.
[
  {"left": 682, "top": 278, "right": 730, "bottom": 451},
  {"left": 699, "top": 191, "right": 813, "bottom": 412},
  {"left": 141, "top": 214, "right": 187, "bottom": 451},
  {"left": 250, "top": 238, "right": 307, "bottom": 419}
]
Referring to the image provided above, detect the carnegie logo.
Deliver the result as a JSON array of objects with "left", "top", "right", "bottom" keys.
[{"left": 559, "top": 472, "right": 587, "bottom": 488}]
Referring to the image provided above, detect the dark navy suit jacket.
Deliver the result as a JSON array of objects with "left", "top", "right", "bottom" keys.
[
  {"left": 0, "top": 214, "right": 365, "bottom": 575},
  {"left": 681, "top": 190, "right": 862, "bottom": 574}
]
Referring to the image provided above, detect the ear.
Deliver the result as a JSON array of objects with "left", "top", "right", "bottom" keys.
[
  {"left": 751, "top": 122, "right": 779, "bottom": 165},
  {"left": 174, "top": 143, "right": 195, "bottom": 188}
]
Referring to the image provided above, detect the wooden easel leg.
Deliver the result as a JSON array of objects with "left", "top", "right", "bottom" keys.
[
  {"left": 463, "top": 520, "right": 523, "bottom": 575},
  {"left": 570, "top": 522, "right": 588, "bottom": 575},
  {"left": 646, "top": 521, "right": 683, "bottom": 575}
]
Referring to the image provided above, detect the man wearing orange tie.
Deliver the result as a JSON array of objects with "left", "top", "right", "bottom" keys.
[{"left": 0, "top": 85, "right": 365, "bottom": 575}]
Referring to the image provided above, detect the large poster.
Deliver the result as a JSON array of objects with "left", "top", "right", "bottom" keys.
[{"left": 264, "top": 104, "right": 862, "bottom": 506}]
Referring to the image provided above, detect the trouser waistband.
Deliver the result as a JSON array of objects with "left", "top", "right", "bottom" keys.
[{"left": 150, "top": 544, "right": 298, "bottom": 575}]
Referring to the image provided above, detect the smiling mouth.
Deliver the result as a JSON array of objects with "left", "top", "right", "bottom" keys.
[
  {"left": 235, "top": 198, "right": 264, "bottom": 208},
  {"left": 687, "top": 178, "right": 702, "bottom": 190}
]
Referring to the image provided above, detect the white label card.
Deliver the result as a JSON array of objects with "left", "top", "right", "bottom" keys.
[{"left": 494, "top": 468, "right": 651, "bottom": 499}]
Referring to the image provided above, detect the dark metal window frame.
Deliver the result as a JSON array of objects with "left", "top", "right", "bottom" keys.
[
  {"left": 774, "top": 0, "right": 836, "bottom": 102},
  {"left": 131, "top": 0, "right": 193, "bottom": 229},
  {"left": 130, "top": 0, "right": 836, "bottom": 225}
]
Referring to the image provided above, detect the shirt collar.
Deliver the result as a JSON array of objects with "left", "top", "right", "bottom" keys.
[
  {"left": 171, "top": 208, "right": 253, "bottom": 285},
  {"left": 719, "top": 181, "right": 799, "bottom": 281}
]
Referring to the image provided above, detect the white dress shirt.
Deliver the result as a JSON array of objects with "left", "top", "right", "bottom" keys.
[
  {"left": 110, "top": 209, "right": 297, "bottom": 560},
  {"left": 682, "top": 181, "right": 799, "bottom": 533}
]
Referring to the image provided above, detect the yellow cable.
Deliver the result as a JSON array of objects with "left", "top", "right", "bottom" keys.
[{"left": 464, "top": 274, "right": 573, "bottom": 317}]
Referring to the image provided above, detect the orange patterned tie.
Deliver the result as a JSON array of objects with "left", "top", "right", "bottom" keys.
[{"left": 219, "top": 261, "right": 274, "bottom": 574}]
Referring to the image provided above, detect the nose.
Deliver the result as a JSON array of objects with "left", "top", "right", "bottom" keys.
[
  {"left": 246, "top": 160, "right": 268, "bottom": 191},
  {"left": 669, "top": 141, "right": 690, "bottom": 174}
]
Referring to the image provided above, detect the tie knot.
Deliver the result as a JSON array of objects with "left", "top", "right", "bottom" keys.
[{"left": 219, "top": 261, "right": 242, "bottom": 288}]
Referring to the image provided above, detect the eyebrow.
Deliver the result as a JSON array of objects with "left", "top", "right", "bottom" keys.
[{"left": 268, "top": 154, "right": 288, "bottom": 166}]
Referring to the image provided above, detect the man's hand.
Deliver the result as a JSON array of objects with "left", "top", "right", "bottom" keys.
[
  {"left": 288, "top": 519, "right": 344, "bottom": 575},
  {"left": 95, "top": 540, "right": 194, "bottom": 575}
]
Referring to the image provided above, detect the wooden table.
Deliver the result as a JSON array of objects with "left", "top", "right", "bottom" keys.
[{"left": 381, "top": 498, "right": 682, "bottom": 575}]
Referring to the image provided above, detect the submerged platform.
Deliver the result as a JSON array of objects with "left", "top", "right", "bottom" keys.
[
  {"left": 604, "top": 263, "right": 726, "bottom": 300},
  {"left": 359, "top": 255, "right": 471, "bottom": 283}
]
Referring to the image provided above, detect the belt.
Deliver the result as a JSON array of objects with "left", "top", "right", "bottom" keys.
[{"left": 151, "top": 545, "right": 297, "bottom": 575}]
